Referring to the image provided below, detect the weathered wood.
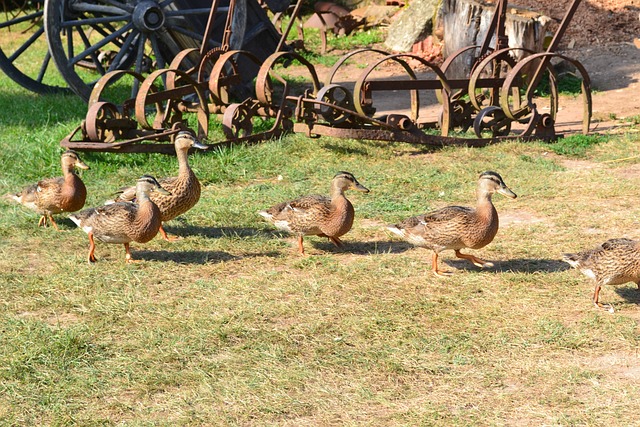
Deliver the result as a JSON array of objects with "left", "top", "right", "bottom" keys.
[{"left": 440, "top": 0, "right": 550, "bottom": 78}]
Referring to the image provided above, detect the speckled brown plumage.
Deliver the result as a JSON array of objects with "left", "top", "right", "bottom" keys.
[
  {"left": 563, "top": 238, "right": 640, "bottom": 309},
  {"left": 387, "top": 171, "right": 517, "bottom": 276},
  {"left": 8, "top": 150, "right": 89, "bottom": 230},
  {"left": 114, "top": 132, "right": 206, "bottom": 240},
  {"left": 71, "top": 175, "right": 169, "bottom": 263},
  {"left": 259, "top": 172, "right": 370, "bottom": 254}
]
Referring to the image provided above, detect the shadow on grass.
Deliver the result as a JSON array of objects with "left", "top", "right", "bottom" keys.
[
  {"left": 133, "top": 249, "right": 281, "bottom": 264},
  {"left": 312, "top": 239, "right": 415, "bottom": 255},
  {"left": 163, "top": 224, "right": 288, "bottom": 240},
  {"left": 615, "top": 286, "right": 640, "bottom": 305},
  {"left": 447, "top": 258, "right": 570, "bottom": 274}
]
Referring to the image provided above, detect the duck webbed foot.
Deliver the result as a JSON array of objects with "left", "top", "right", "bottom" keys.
[{"left": 455, "top": 250, "right": 494, "bottom": 268}]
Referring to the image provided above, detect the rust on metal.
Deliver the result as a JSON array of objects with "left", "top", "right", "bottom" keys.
[{"left": 60, "top": 0, "right": 591, "bottom": 155}]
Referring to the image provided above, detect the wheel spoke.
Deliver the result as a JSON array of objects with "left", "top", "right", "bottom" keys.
[
  {"left": 68, "top": 23, "right": 132, "bottom": 66},
  {"left": 163, "top": 23, "right": 204, "bottom": 42},
  {"left": 149, "top": 33, "right": 167, "bottom": 70},
  {"left": 132, "top": 32, "right": 148, "bottom": 95},
  {"left": 66, "top": 2, "right": 129, "bottom": 15},
  {"left": 0, "top": 9, "right": 42, "bottom": 30},
  {"left": 60, "top": 15, "right": 129, "bottom": 28},
  {"left": 36, "top": 51, "right": 53, "bottom": 83},
  {"left": 106, "top": 29, "right": 140, "bottom": 73},
  {"left": 8, "top": 25, "right": 43, "bottom": 62}
]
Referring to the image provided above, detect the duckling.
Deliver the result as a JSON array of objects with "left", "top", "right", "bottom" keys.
[
  {"left": 113, "top": 131, "right": 207, "bottom": 241},
  {"left": 563, "top": 238, "right": 640, "bottom": 311},
  {"left": 7, "top": 150, "right": 90, "bottom": 230},
  {"left": 70, "top": 175, "right": 170, "bottom": 263},
  {"left": 387, "top": 171, "right": 516, "bottom": 277},
  {"left": 259, "top": 171, "right": 370, "bottom": 255}
]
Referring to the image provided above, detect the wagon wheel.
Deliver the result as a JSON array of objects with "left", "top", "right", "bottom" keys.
[
  {"left": 43, "top": 0, "right": 233, "bottom": 102},
  {"left": 0, "top": 0, "right": 70, "bottom": 94}
]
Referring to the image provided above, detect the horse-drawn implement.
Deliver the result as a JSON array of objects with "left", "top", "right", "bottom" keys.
[{"left": 0, "top": 0, "right": 592, "bottom": 153}]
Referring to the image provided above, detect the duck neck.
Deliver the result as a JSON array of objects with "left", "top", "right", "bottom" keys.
[
  {"left": 62, "top": 164, "right": 76, "bottom": 181},
  {"left": 176, "top": 148, "right": 191, "bottom": 177},
  {"left": 476, "top": 190, "right": 497, "bottom": 221},
  {"left": 136, "top": 191, "right": 152, "bottom": 206}
]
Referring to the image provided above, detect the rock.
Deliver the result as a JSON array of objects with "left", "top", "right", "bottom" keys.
[{"left": 384, "top": 0, "right": 441, "bottom": 52}]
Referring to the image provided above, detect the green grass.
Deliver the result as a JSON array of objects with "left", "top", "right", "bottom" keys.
[
  {"left": 3, "top": 39, "right": 640, "bottom": 426},
  {"left": 548, "top": 133, "right": 611, "bottom": 157}
]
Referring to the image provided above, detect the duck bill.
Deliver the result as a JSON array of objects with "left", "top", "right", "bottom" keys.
[
  {"left": 76, "top": 160, "right": 90, "bottom": 170},
  {"left": 498, "top": 187, "right": 517, "bottom": 199},
  {"left": 156, "top": 187, "right": 172, "bottom": 196},
  {"left": 355, "top": 183, "right": 370, "bottom": 193},
  {"left": 192, "top": 140, "right": 208, "bottom": 150}
]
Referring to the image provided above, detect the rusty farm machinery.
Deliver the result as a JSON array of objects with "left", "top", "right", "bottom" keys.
[{"left": 0, "top": 0, "right": 592, "bottom": 153}]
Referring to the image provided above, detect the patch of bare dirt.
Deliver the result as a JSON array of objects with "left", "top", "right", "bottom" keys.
[
  {"left": 500, "top": 210, "right": 548, "bottom": 227},
  {"left": 616, "top": 162, "right": 640, "bottom": 179},
  {"left": 507, "top": 0, "right": 640, "bottom": 49}
]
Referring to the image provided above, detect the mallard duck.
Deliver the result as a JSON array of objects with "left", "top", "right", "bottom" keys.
[
  {"left": 7, "top": 150, "right": 90, "bottom": 230},
  {"left": 259, "top": 171, "right": 370, "bottom": 255},
  {"left": 563, "top": 238, "right": 640, "bottom": 311},
  {"left": 113, "top": 131, "right": 207, "bottom": 241},
  {"left": 70, "top": 175, "right": 170, "bottom": 263},
  {"left": 387, "top": 171, "right": 516, "bottom": 276}
]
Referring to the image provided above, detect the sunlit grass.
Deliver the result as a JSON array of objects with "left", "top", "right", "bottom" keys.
[{"left": 3, "top": 23, "right": 640, "bottom": 426}]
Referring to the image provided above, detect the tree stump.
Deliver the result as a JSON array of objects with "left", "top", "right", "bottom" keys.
[{"left": 439, "top": 0, "right": 551, "bottom": 78}]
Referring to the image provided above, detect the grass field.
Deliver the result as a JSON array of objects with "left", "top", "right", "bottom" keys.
[{"left": 2, "top": 43, "right": 640, "bottom": 426}]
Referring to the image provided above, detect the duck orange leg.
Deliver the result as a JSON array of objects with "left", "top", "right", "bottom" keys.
[
  {"left": 329, "top": 236, "right": 343, "bottom": 247},
  {"left": 124, "top": 243, "right": 141, "bottom": 263},
  {"left": 47, "top": 214, "right": 60, "bottom": 231},
  {"left": 158, "top": 224, "right": 182, "bottom": 242},
  {"left": 593, "top": 282, "right": 615, "bottom": 312},
  {"left": 455, "top": 250, "right": 494, "bottom": 268},
  {"left": 432, "top": 252, "right": 452, "bottom": 277},
  {"left": 297, "top": 235, "right": 305, "bottom": 255},
  {"left": 87, "top": 232, "right": 97, "bottom": 263}
]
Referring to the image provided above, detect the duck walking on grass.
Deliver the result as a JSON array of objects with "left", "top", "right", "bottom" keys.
[
  {"left": 112, "top": 131, "right": 207, "bottom": 241},
  {"left": 387, "top": 171, "right": 517, "bottom": 277},
  {"left": 7, "top": 150, "right": 90, "bottom": 230},
  {"left": 259, "top": 171, "right": 370, "bottom": 255},
  {"left": 71, "top": 175, "right": 170, "bottom": 263},
  {"left": 563, "top": 238, "right": 640, "bottom": 311}
]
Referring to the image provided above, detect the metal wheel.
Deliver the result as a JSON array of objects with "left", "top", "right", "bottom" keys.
[
  {"left": 43, "top": 0, "right": 229, "bottom": 102},
  {"left": 473, "top": 106, "right": 511, "bottom": 138},
  {"left": 222, "top": 102, "right": 253, "bottom": 138},
  {"left": 0, "top": 0, "right": 70, "bottom": 94}
]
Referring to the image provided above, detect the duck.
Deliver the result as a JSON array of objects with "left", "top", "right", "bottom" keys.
[
  {"left": 113, "top": 131, "right": 207, "bottom": 241},
  {"left": 387, "top": 171, "right": 516, "bottom": 277},
  {"left": 70, "top": 175, "right": 170, "bottom": 263},
  {"left": 259, "top": 171, "right": 370, "bottom": 255},
  {"left": 7, "top": 150, "right": 90, "bottom": 230},
  {"left": 563, "top": 238, "right": 640, "bottom": 311}
]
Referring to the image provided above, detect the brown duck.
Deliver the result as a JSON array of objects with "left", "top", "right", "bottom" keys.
[
  {"left": 259, "top": 171, "right": 370, "bottom": 254},
  {"left": 113, "top": 131, "right": 207, "bottom": 241},
  {"left": 71, "top": 175, "right": 170, "bottom": 263},
  {"left": 387, "top": 171, "right": 516, "bottom": 276},
  {"left": 7, "top": 150, "right": 89, "bottom": 230},
  {"left": 563, "top": 238, "right": 640, "bottom": 311}
]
